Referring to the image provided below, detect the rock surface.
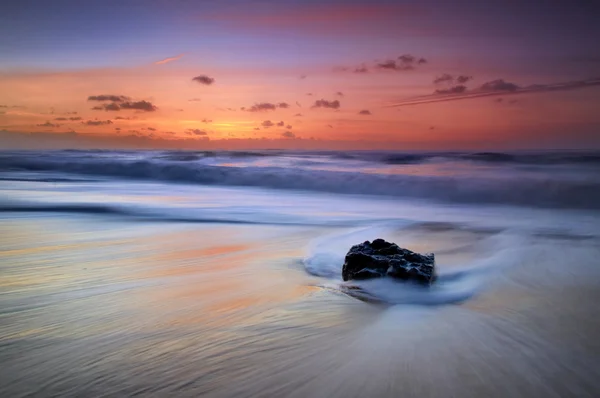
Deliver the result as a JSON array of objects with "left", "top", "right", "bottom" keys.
[{"left": 342, "top": 239, "right": 435, "bottom": 285}]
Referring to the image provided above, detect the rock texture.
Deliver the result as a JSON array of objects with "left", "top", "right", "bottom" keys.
[{"left": 342, "top": 239, "right": 435, "bottom": 285}]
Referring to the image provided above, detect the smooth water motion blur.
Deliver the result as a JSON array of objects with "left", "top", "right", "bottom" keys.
[{"left": 1, "top": 150, "right": 600, "bottom": 397}]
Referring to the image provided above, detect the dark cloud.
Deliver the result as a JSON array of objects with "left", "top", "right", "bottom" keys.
[
  {"left": 119, "top": 100, "right": 157, "bottom": 112},
  {"left": 354, "top": 66, "right": 369, "bottom": 74},
  {"left": 37, "top": 121, "right": 60, "bottom": 128},
  {"left": 433, "top": 73, "right": 454, "bottom": 84},
  {"left": 188, "top": 98, "right": 202, "bottom": 102},
  {"left": 358, "top": 110, "right": 372, "bottom": 115},
  {"left": 247, "top": 102, "right": 289, "bottom": 112},
  {"left": 390, "top": 77, "right": 600, "bottom": 107},
  {"left": 276, "top": 121, "right": 284, "bottom": 127},
  {"left": 335, "top": 91, "right": 344, "bottom": 97},
  {"left": 69, "top": 117, "right": 82, "bottom": 121},
  {"left": 456, "top": 75, "right": 473, "bottom": 84},
  {"left": 114, "top": 116, "right": 132, "bottom": 120},
  {"left": 147, "top": 127, "right": 156, "bottom": 131},
  {"left": 312, "top": 99, "right": 340, "bottom": 109},
  {"left": 192, "top": 75, "right": 215, "bottom": 85},
  {"left": 286, "top": 125, "right": 292, "bottom": 129},
  {"left": 376, "top": 54, "right": 426, "bottom": 72},
  {"left": 261, "top": 120, "right": 274, "bottom": 128},
  {"left": 88, "top": 95, "right": 130, "bottom": 102},
  {"left": 54, "top": 117, "right": 68, "bottom": 121},
  {"left": 84, "top": 120, "right": 113, "bottom": 126},
  {"left": 186, "top": 129, "right": 208, "bottom": 136},
  {"left": 91, "top": 100, "right": 157, "bottom": 112},
  {"left": 202, "top": 118, "right": 212, "bottom": 123},
  {"left": 281, "top": 131, "right": 296, "bottom": 139},
  {"left": 480, "top": 79, "right": 519, "bottom": 92},
  {"left": 115, "top": 127, "right": 121, "bottom": 131},
  {"left": 435, "top": 85, "right": 468, "bottom": 94},
  {"left": 103, "top": 102, "right": 122, "bottom": 111},
  {"left": 248, "top": 103, "right": 276, "bottom": 112}
]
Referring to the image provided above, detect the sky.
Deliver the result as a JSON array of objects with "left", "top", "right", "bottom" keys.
[{"left": 1, "top": 0, "right": 599, "bottom": 150}]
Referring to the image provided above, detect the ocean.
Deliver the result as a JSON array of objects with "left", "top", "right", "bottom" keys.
[{"left": 1, "top": 149, "right": 599, "bottom": 397}]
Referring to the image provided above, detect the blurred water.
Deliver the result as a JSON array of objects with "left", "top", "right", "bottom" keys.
[{"left": 1, "top": 151, "right": 600, "bottom": 397}]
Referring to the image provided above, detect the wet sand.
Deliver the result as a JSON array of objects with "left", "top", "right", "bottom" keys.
[{"left": 2, "top": 214, "right": 599, "bottom": 397}]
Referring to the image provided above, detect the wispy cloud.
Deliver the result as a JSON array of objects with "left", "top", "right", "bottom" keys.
[
  {"left": 390, "top": 78, "right": 600, "bottom": 107},
  {"left": 154, "top": 53, "right": 185, "bottom": 65}
]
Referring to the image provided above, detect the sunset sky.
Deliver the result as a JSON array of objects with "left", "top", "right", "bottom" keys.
[{"left": 1, "top": 0, "right": 599, "bottom": 150}]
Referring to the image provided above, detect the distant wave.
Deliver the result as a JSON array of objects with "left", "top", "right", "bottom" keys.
[
  {"left": 1, "top": 151, "right": 600, "bottom": 209},
  {"left": 0, "top": 203, "right": 339, "bottom": 226}
]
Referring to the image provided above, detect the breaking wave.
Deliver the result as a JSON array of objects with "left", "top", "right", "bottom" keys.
[{"left": 1, "top": 150, "right": 599, "bottom": 209}]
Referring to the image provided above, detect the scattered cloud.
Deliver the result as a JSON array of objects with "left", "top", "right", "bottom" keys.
[
  {"left": 120, "top": 100, "right": 157, "bottom": 112},
  {"left": 433, "top": 73, "right": 454, "bottom": 84},
  {"left": 192, "top": 75, "right": 215, "bottom": 85},
  {"left": 202, "top": 118, "right": 212, "bottom": 123},
  {"left": 54, "top": 117, "right": 68, "bottom": 121},
  {"left": 327, "top": 124, "right": 333, "bottom": 128},
  {"left": 84, "top": 120, "right": 113, "bottom": 126},
  {"left": 114, "top": 116, "right": 132, "bottom": 120},
  {"left": 312, "top": 99, "right": 340, "bottom": 109},
  {"left": 335, "top": 91, "right": 344, "bottom": 97},
  {"left": 390, "top": 77, "right": 600, "bottom": 107},
  {"left": 435, "top": 85, "right": 467, "bottom": 94},
  {"left": 90, "top": 98, "right": 157, "bottom": 112},
  {"left": 299, "top": 75, "right": 307, "bottom": 80},
  {"left": 247, "top": 102, "right": 289, "bottom": 112},
  {"left": 376, "top": 54, "right": 427, "bottom": 71},
  {"left": 306, "top": 93, "right": 313, "bottom": 96},
  {"left": 358, "top": 109, "right": 372, "bottom": 115},
  {"left": 188, "top": 98, "right": 202, "bottom": 102},
  {"left": 286, "top": 124, "right": 292, "bottom": 129},
  {"left": 261, "top": 120, "right": 274, "bottom": 128},
  {"left": 354, "top": 66, "right": 369, "bottom": 73},
  {"left": 147, "top": 127, "right": 156, "bottom": 131},
  {"left": 154, "top": 53, "right": 185, "bottom": 65},
  {"left": 281, "top": 131, "right": 296, "bottom": 139},
  {"left": 254, "top": 127, "right": 260, "bottom": 130},
  {"left": 480, "top": 79, "right": 519, "bottom": 92},
  {"left": 294, "top": 113, "right": 303, "bottom": 117},
  {"left": 276, "top": 121, "right": 284, "bottom": 127},
  {"left": 37, "top": 121, "right": 60, "bottom": 128},
  {"left": 88, "top": 95, "right": 130, "bottom": 102},
  {"left": 186, "top": 129, "right": 208, "bottom": 136},
  {"left": 69, "top": 117, "right": 82, "bottom": 121},
  {"left": 296, "top": 101, "right": 302, "bottom": 107}
]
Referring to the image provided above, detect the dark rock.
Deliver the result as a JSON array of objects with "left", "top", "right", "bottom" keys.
[{"left": 342, "top": 239, "right": 435, "bottom": 285}]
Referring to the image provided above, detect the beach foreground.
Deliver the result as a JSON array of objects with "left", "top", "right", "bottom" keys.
[{"left": 1, "top": 150, "right": 599, "bottom": 397}]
